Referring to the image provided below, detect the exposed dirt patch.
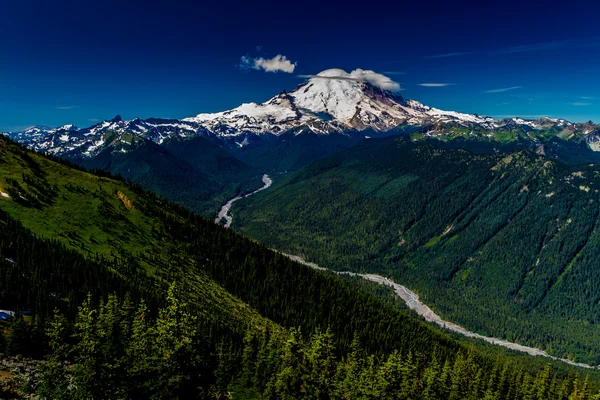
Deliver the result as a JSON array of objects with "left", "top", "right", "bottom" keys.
[
  {"left": 117, "top": 190, "right": 134, "bottom": 210},
  {"left": 0, "top": 370, "right": 13, "bottom": 381}
]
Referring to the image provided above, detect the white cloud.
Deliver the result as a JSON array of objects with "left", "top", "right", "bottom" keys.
[
  {"left": 572, "top": 102, "right": 591, "bottom": 106},
  {"left": 484, "top": 86, "right": 523, "bottom": 93},
  {"left": 240, "top": 54, "right": 296, "bottom": 73},
  {"left": 299, "top": 69, "right": 401, "bottom": 92},
  {"left": 347, "top": 69, "right": 400, "bottom": 91},
  {"left": 418, "top": 83, "right": 454, "bottom": 87},
  {"left": 55, "top": 105, "right": 76, "bottom": 110}
]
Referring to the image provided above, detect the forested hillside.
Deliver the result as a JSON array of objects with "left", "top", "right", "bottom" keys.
[
  {"left": 78, "top": 135, "right": 263, "bottom": 216},
  {"left": 234, "top": 135, "right": 600, "bottom": 364},
  {"left": 1, "top": 135, "right": 599, "bottom": 398}
]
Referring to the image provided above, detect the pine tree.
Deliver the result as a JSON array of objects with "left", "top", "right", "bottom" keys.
[
  {"left": 535, "top": 364, "right": 552, "bottom": 400},
  {"left": 467, "top": 368, "right": 484, "bottom": 400},
  {"left": 152, "top": 282, "right": 200, "bottom": 399},
  {"left": 37, "top": 310, "right": 70, "bottom": 399},
  {"left": 254, "top": 327, "right": 284, "bottom": 393},
  {"left": 6, "top": 315, "right": 30, "bottom": 357},
  {"left": 333, "top": 334, "right": 364, "bottom": 399},
  {"left": 302, "top": 329, "right": 336, "bottom": 399},
  {"left": 482, "top": 362, "right": 500, "bottom": 400},
  {"left": 569, "top": 376, "right": 581, "bottom": 400},
  {"left": 71, "top": 294, "right": 100, "bottom": 399},
  {"left": 270, "top": 328, "right": 303, "bottom": 400},
  {"left": 126, "top": 299, "right": 157, "bottom": 398},
  {"left": 521, "top": 373, "right": 537, "bottom": 400},
  {"left": 449, "top": 352, "right": 469, "bottom": 400},
  {"left": 379, "top": 350, "right": 405, "bottom": 399},
  {"left": 214, "top": 339, "right": 238, "bottom": 393},
  {"left": 96, "top": 294, "right": 124, "bottom": 398},
  {"left": 241, "top": 329, "right": 258, "bottom": 387}
]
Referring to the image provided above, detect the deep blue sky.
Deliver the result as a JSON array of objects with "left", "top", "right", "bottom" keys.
[{"left": 2, "top": 0, "right": 600, "bottom": 131}]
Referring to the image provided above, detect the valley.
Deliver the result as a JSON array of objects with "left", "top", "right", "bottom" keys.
[
  {"left": 233, "top": 135, "right": 600, "bottom": 364},
  {"left": 5, "top": 2, "right": 600, "bottom": 398},
  {"left": 4, "top": 134, "right": 592, "bottom": 398},
  {"left": 219, "top": 171, "right": 596, "bottom": 369}
]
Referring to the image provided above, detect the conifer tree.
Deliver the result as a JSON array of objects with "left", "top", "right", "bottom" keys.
[
  {"left": 214, "top": 339, "right": 238, "bottom": 393},
  {"left": 96, "top": 294, "right": 124, "bottom": 398},
  {"left": 333, "top": 334, "right": 363, "bottom": 399},
  {"left": 71, "top": 294, "right": 100, "bottom": 399},
  {"left": 6, "top": 315, "right": 29, "bottom": 357},
  {"left": 126, "top": 299, "right": 157, "bottom": 398},
  {"left": 379, "top": 350, "right": 405, "bottom": 399},
  {"left": 38, "top": 310, "right": 70, "bottom": 399},
  {"left": 535, "top": 364, "right": 552, "bottom": 400},
  {"left": 270, "top": 328, "right": 303, "bottom": 400},
  {"left": 151, "top": 283, "right": 200, "bottom": 399},
  {"left": 241, "top": 329, "right": 258, "bottom": 387},
  {"left": 302, "top": 329, "right": 336, "bottom": 399},
  {"left": 449, "top": 352, "right": 469, "bottom": 400}
]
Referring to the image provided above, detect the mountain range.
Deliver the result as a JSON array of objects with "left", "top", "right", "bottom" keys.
[
  {"left": 5, "top": 69, "right": 600, "bottom": 218},
  {"left": 0, "top": 128, "right": 593, "bottom": 398},
  {"left": 5, "top": 68, "right": 600, "bottom": 161},
  {"left": 4, "top": 68, "right": 600, "bottom": 396}
]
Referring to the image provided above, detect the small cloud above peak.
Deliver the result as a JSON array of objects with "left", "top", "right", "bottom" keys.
[
  {"left": 240, "top": 54, "right": 296, "bottom": 73},
  {"left": 55, "top": 105, "right": 76, "bottom": 110},
  {"left": 484, "top": 86, "right": 523, "bottom": 93},
  {"left": 300, "top": 69, "right": 401, "bottom": 92}
]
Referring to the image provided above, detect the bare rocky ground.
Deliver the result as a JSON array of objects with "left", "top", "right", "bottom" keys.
[{"left": 0, "top": 355, "right": 44, "bottom": 399}]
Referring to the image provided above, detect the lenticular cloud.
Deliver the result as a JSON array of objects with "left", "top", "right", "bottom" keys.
[
  {"left": 347, "top": 69, "right": 401, "bottom": 92},
  {"left": 302, "top": 69, "right": 401, "bottom": 92}
]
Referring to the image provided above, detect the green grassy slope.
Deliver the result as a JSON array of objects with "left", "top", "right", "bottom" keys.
[
  {"left": 0, "top": 137, "right": 269, "bottom": 332},
  {"left": 234, "top": 135, "right": 600, "bottom": 364}
]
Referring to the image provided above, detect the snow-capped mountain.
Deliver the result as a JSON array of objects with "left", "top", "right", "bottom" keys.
[
  {"left": 185, "top": 68, "right": 496, "bottom": 136},
  {"left": 3, "top": 68, "right": 600, "bottom": 159},
  {"left": 6, "top": 115, "right": 210, "bottom": 159}
]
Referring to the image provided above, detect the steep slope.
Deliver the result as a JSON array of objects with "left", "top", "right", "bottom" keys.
[
  {"left": 234, "top": 136, "right": 600, "bottom": 364},
  {"left": 0, "top": 136, "right": 272, "bottom": 336},
  {"left": 0, "top": 134, "right": 450, "bottom": 355},
  {"left": 0, "top": 134, "right": 449, "bottom": 353},
  {"left": 80, "top": 136, "right": 260, "bottom": 215},
  {"left": 2, "top": 137, "right": 600, "bottom": 398}
]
